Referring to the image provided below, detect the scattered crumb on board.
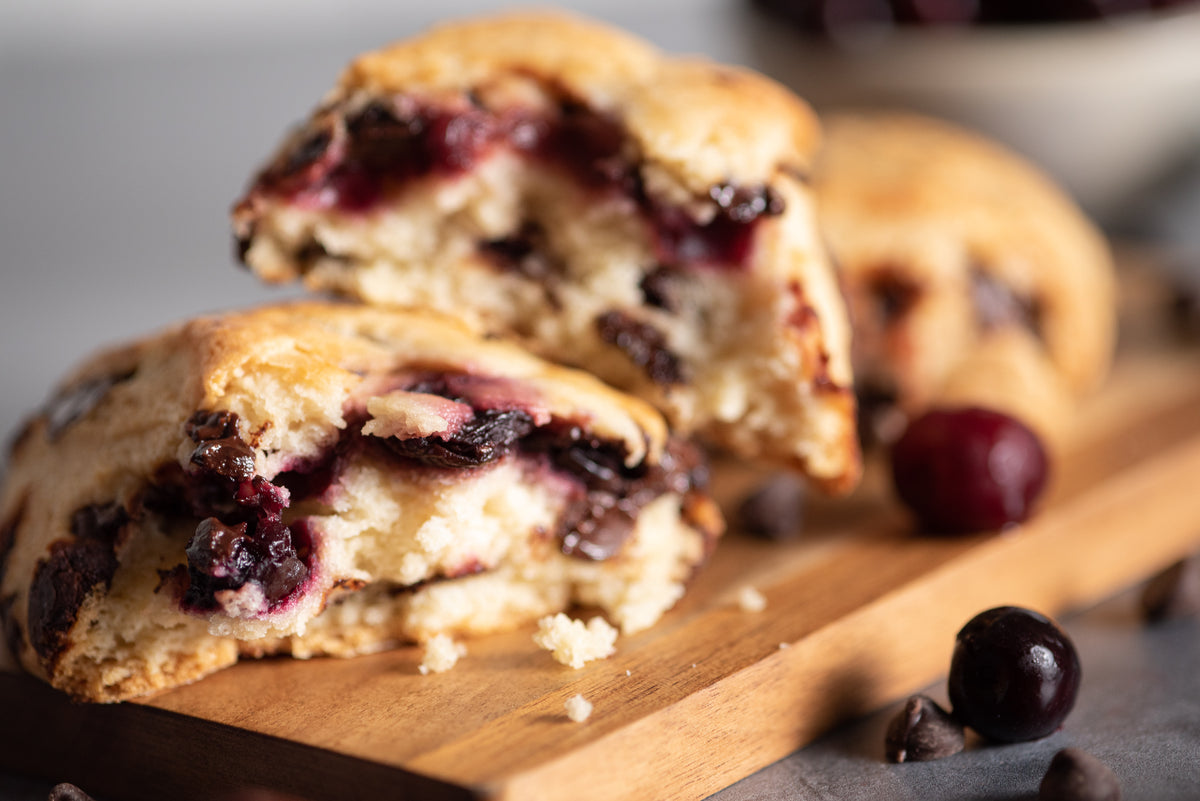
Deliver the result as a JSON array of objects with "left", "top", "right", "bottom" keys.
[
  {"left": 418, "top": 634, "right": 467, "bottom": 674},
  {"left": 738, "top": 585, "right": 767, "bottom": 613},
  {"left": 565, "top": 693, "right": 593, "bottom": 722},
  {"left": 534, "top": 613, "right": 618, "bottom": 669}
]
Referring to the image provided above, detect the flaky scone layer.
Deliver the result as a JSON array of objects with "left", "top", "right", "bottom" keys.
[
  {"left": 232, "top": 11, "right": 860, "bottom": 493},
  {"left": 0, "top": 301, "right": 721, "bottom": 701},
  {"left": 814, "top": 111, "right": 1116, "bottom": 444}
]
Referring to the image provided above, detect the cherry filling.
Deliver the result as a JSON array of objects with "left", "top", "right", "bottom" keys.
[
  {"left": 239, "top": 94, "right": 784, "bottom": 270},
  {"left": 148, "top": 411, "right": 311, "bottom": 614},
  {"left": 376, "top": 374, "right": 707, "bottom": 560},
  {"left": 153, "top": 376, "right": 705, "bottom": 616}
]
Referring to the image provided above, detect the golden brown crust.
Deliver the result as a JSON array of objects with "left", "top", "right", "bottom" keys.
[
  {"left": 340, "top": 11, "right": 822, "bottom": 191},
  {"left": 815, "top": 111, "right": 1116, "bottom": 441}
]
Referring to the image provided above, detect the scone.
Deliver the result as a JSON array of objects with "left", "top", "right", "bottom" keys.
[
  {"left": 231, "top": 11, "right": 860, "bottom": 494},
  {"left": 0, "top": 302, "right": 721, "bottom": 702},
  {"left": 813, "top": 111, "right": 1116, "bottom": 446}
]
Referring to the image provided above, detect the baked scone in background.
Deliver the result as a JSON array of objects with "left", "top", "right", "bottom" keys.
[
  {"left": 0, "top": 303, "right": 721, "bottom": 702},
  {"left": 232, "top": 12, "right": 861, "bottom": 494},
  {"left": 813, "top": 111, "right": 1116, "bottom": 446}
]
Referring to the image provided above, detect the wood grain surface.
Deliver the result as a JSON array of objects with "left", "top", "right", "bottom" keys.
[{"left": 3, "top": 269, "right": 1199, "bottom": 801}]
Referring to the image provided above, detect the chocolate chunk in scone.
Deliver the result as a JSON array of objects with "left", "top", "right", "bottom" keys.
[
  {"left": 814, "top": 111, "right": 1116, "bottom": 446},
  {"left": 232, "top": 11, "right": 860, "bottom": 494},
  {"left": 0, "top": 302, "right": 722, "bottom": 702}
]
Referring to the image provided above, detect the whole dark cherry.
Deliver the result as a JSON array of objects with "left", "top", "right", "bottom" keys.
[
  {"left": 891, "top": 406, "right": 1049, "bottom": 534},
  {"left": 948, "top": 606, "right": 1081, "bottom": 743}
]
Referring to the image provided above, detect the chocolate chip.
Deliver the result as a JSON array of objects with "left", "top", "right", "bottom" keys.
[
  {"left": 43, "top": 370, "right": 136, "bottom": 440},
  {"left": 24, "top": 501, "right": 131, "bottom": 664},
  {"left": 735, "top": 473, "right": 806, "bottom": 540},
  {"left": 640, "top": 266, "right": 684, "bottom": 312},
  {"left": 884, "top": 694, "right": 965, "bottom": 763},
  {"left": 1039, "top": 748, "right": 1122, "bottom": 801},
  {"left": 28, "top": 538, "right": 120, "bottom": 666},
  {"left": 970, "top": 266, "right": 1042, "bottom": 338},
  {"left": 1141, "top": 556, "right": 1200, "bottom": 623},
  {"left": 48, "top": 784, "right": 97, "bottom": 801},
  {"left": 479, "top": 223, "right": 561, "bottom": 286},
  {"left": 866, "top": 268, "right": 922, "bottom": 326},
  {"left": 70, "top": 502, "right": 130, "bottom": 545},
  {"left": 189, "top": 438, "right": 257, "bottom": 484},
  {"left": 185, "top": 410, "right": 241, "bottom": 443},
  {"left": 560, "top": 493, "right": 636, "bottom": 561},
  {"left": 595, "top": 310, "right": 686, "bottom": 386},
  {"left": 383, "top": 408, "right": 536, "bottom": 469}
]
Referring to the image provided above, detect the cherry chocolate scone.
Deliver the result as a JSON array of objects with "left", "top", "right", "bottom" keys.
[
  {"left": 232, "top": 12, "right": 861, "bottom": 494},
  {"left": 814, "top": 112, "right": 1116, "bottom": 448},
  {"left": 0, "top": 303, "right": 721, "bottom": 702}
]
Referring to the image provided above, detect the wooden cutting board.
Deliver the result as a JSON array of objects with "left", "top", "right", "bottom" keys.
[{"left": 4, "top": 268, "right": 1200, "bottom": 801}]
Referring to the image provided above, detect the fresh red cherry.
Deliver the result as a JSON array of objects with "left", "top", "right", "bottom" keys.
[
  {"left": 891, "top": 406, "right": 1049, "bottom": 534},
  {"left": 948, "top": 606, "right": 1081, "bottom": 743}
]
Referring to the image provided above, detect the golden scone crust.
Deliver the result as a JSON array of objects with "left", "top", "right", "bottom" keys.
[
  {"left": 340, "top": 11, "right": 823, "bottom": 193},
  {"left": 814, "top": 111, "right": 1116, "bottom": 443},
  {"left": 0, "top": 301, "right": 719, "bottom": 701},
  {"left": 232, "top": 11, "right": 860, "bottom": 492}
]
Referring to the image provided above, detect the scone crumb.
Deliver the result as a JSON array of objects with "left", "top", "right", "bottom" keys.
[
  {"left": 534, "top": 614, "right": 617, "bottom": 669},
  {"left": 418, "top": 633, "right": 467, "bottom": 675},
  {"left": 738, "top": 585, "right": 767, "bottom": 613},
  {"left": 565, "top": 693, "right": 593, "bottom": 722}
]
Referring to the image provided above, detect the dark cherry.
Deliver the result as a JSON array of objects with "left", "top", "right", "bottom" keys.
[
  {"left": 891, "top": 406, "right": 1049, "bottom": 533},
  {"left": 948, "top": 606, "right": 1081, "bottom": 743},
  {"left": 183, "top": 515, "right": 308, "bottom": 609},
  {"left": 174, "top": 409, "right": 310, "bottom": 611}
]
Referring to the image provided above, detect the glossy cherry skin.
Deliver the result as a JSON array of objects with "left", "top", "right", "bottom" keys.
[
  {"left": 891, "top": 406, "right": 1049, "bottom": 534},
  {"left": 948, "top": 606, "right": 1081, "bottom": 742}
]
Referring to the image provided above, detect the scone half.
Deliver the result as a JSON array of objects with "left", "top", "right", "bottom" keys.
[
  {"left": 0, "top": 302, "right": 721, "bottom": 702},
  {"left": 231, "top": 11, "right": 860, "bottom": 493}
]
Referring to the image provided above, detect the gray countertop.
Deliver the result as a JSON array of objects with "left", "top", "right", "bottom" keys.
[{"left": 3, "top": 2, "right": 1199, "bottom": 799}]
